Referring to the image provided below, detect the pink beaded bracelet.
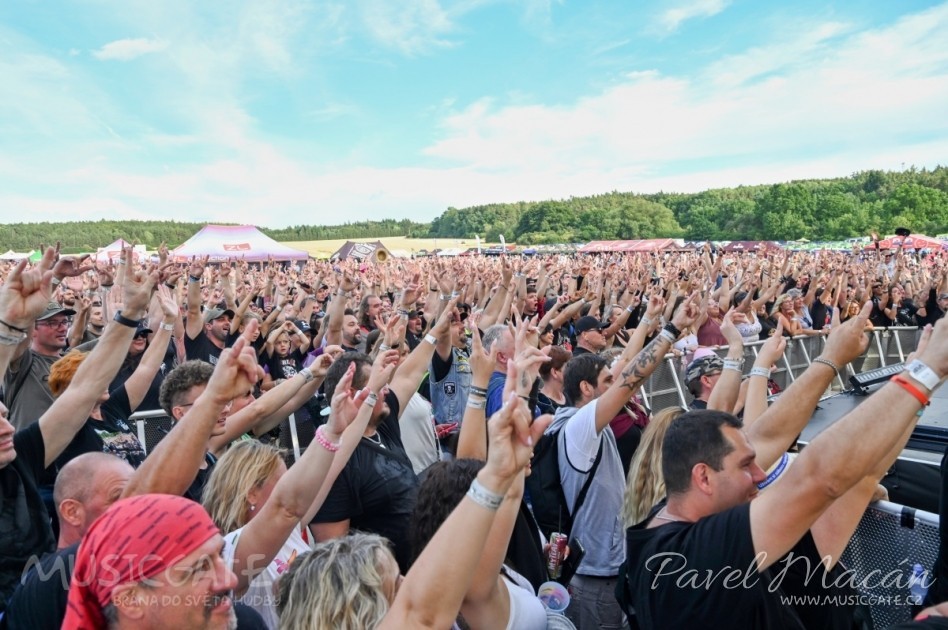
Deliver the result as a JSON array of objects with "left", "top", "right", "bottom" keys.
[{"left": 314, "top": 425, "right": 340, "bottom": 452}]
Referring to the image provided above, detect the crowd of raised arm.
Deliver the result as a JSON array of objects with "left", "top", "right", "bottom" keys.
[{"left": 0, "top": 238, "right": 946, "bottom": 629}]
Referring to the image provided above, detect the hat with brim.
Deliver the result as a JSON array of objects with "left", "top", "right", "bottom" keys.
[
  {"left": 37, "top": 301, "right": 77, "bottom": 321},
  {"left": 575, "top": 315, "right": 608, "bottom": 335},
  {"left": 203, "top": 307, "right": 235, "bottom": 324},
  {"left": 685, "top": 355, "right": 725, "bottom": 386}
]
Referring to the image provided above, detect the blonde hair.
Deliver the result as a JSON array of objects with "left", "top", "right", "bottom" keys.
[
  {"left": 201, "top": 440, "right": 286, "bottom": 534},
  {"left": 622, "top": 407, "right": 685, "bottom": 527},
  {"left": 277, "top": 533, "right": 393, "bottom": 630},
  {"left": 770, "top": 295, "right": 791, "bottom": 317}
]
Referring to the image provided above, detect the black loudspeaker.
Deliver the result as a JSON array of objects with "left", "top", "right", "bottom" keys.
[{"left": 881, "top": 457, "right": 942, "bottom": 514}]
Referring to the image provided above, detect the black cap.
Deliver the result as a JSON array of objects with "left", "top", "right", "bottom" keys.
[{"left": 575, "top": 315, "right": 607, "bottom": 334}]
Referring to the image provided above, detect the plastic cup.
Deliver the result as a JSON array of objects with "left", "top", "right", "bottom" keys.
[{"left": 538, "top": 581, "right": 570, "bottom": 613}]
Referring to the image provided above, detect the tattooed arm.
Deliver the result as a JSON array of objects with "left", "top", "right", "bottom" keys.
[{"left": 593, "top": 293, "right": 702, "bottom": 433}]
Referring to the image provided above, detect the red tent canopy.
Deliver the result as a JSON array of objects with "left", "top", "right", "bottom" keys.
[
  {"left": 877, "top": 234, "right": 944, "bottom": 250},
  {"left": 579, "top": 239, "right": 681, "bottom": 253}
]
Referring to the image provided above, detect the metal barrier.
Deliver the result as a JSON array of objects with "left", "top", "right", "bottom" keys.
[
  {"left": 642, "top": 326, "right": 922, "bottom": 411},
  {"left": 841, "top": 500, "right": 939, "bottom": 628}
]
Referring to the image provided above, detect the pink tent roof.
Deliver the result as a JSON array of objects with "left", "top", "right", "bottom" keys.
[
  {"left": 579, "top": 239, "right": 680, "bottom": 253},
  {"left": 172, "top": 225, "right": 309, "bottom": 262},
  {"left": 877, "top": 234, "right": 944, "bottom": 250}
]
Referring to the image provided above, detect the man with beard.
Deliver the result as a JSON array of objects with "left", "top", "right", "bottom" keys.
[
  {"left": 3, "top": 254, "right": 92, "bottom": 430},
  {"left": 324, "top": 271, "right": 364, "bottom": 352},
  {"left": 184, "top": 256, "right": 234, "bottom": 365}
]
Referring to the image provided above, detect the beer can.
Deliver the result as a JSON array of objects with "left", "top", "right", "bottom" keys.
[{"left": 547, "top": 532, "right": 568, "bottom": 579}]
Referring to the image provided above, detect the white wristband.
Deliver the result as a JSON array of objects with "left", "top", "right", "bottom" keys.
[
  {"left": 749, "top": 367, "right": 771, "bottom": 378},
  {"left": 658, "top": 329, "right": 676, "bottom": 344},
  {"left": 301, "top": 367, "right": 314, "bottom": 383},
  {"left": 160, "top": 322, "right": 175, "bottom": 332},
  {"left": 424, "top": 333, "right": 437, "bottom": 346},
  {"left": 467, "top": 478, "right": 504, "bottom": 511},
  {"left": 723, "top": 358, "right": 744, "bottom": 372}
]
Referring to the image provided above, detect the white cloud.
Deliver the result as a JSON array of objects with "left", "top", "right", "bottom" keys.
[
  {"left": 657, "top": 0, "right": 731, "bottom": 34},
  {"left": 424, "top": 4, "right": 948, "bottom": 185},
  {"left": 357, "top": 0, "right": 455, "bottom": 55},
  {"left": 92, "top": 37, "right": 168, "bottom": 61}
]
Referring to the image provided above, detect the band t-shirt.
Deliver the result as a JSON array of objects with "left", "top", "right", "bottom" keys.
[
  {"left": 312, "top": 391, "right": 419, "bottom": 573},
  {"left": 49, "top": 386, "right": 145, "bottom": 483}
]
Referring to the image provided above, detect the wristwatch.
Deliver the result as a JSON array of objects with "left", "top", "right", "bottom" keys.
[{"left": 903, "top": 360, "right": 941, "bottom": 391}]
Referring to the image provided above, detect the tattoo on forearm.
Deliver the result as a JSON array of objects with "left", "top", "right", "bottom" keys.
[
  {"left": 620, "top": 336, "right": 667, "bottom": 390},
  {"left": 520, "top": 370, "right": 530, "bottom": 390}
]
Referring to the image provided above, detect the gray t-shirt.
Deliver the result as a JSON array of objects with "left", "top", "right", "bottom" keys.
[
  {"left": 548, "top": 399, "right": 627, "bottom": 577},
  {"left": 3, "top": 350, "right": 58, "bottom": 430}
]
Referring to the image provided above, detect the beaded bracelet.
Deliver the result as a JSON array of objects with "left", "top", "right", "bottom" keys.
[
  {"left": 314, "top": 425, "right": 340, "bottom": 452},
  {"left": 467, "top": 478, "right": 504, "bottom": 511}
]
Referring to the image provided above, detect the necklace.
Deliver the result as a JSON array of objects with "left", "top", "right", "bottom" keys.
[
  {"left": 652, "top": 509, "right": 690, "bottom": 524},
  {"left": 364, "top": 433, "right": 385, "bottom": 448}
]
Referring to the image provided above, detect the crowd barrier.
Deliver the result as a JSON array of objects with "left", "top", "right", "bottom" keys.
[
  {"left": 841, "top": 501, "right": 940, "bottom": 628},
  {"left": 640, "top": 326, "right": 923, "bottom": 413}
]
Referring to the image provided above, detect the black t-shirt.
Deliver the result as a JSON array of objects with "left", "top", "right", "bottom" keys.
[
  {"left": 184, "top": 331, "right": 224, "bottom": 365},
  {"left": 46, "top": 387, "right": 144, "bottom": 489},
  {"left": 0, "top": 424, "right": 55, "bottom": 613},
  {"left": 263, "top": 348, "right": 305, "bottom": 381},
  {"left": 621, "top": 502, "right": 857, "bottom": 629},
  {"left": 5, "top": 542, "right": 76, "bottom": 629},
  {"left": 536, "top": 391, "right": 565, "bottom": 417},
  {"left": 108, "top": 339, "right": 177, "bottom": 412},
  {"left": 312, "top": 391, "right": 419, "bottom": 573},
  {"left": 918, "top": 289, "right": 946, "bottom": 328},
  {"left": 183, "top": 453, "right": 218, "bottom": 504}
]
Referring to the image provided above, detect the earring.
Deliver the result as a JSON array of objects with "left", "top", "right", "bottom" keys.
[{"left": 250, "top": 504, "right": 256, "bottom": 512}]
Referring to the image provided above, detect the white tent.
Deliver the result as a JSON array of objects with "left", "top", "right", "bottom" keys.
[
  {"left": 172, "top": 225, "right": 309, "bottom": 262},
  {"left": 0, "top": 250, "right": 33, "bottom": 261}
]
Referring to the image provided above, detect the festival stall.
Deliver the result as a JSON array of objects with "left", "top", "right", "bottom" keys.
[
  {"left": 329, "top": 240, "right": 394, "bottom": 263},
  {"left": 172, "top": 225, "right": 309, "bottom": 263}
]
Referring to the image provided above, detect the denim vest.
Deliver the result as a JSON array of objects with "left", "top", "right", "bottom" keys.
[{"left": 429, "top": 347, "right": 473, "bottom": 425}]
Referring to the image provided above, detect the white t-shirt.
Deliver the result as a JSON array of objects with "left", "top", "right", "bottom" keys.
[
  {"left": 399, "top": 392, "right": 440, "bottom": 474},
  {"left": 223, "top": 524, "right": 313, "bottom": 628}
]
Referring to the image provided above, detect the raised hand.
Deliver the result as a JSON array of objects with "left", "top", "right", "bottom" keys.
[
  {"left": 204, "top": 336, "right": 264, "bottom": 404},
  {"left": 821, "top": 301, "right": 872, "bottom": 367},
  {"left": 0, "top": 246, "right": 56, "bottom": 327},
  {"left": 120, "top": 245, "right": 158, "bottom": 319},
  {"left": 325, "top": 362, "right": 370, "bottom": 439},
  {"left": 468, "top": 322, "right": 498, "bottom": 385},
  {"left": 671, "top": 292, "right": 702, "bottom": 330},
  {"left": 367, "top": 349, "right": 400, "bottom": 394},
  {"left": 52, "top": 254, "right": 93, "bottom": 280},
  {"left": 756, "top": 322, "right": 787, "bottom": 368},
  {"left": 188, "top": 255, "right": 209, "bottom": 280}
]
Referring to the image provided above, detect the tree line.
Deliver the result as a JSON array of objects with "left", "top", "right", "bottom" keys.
[
  {"left": 0, "top": 219, "right": 431, "bottom": 253},
  {"left": 1, "top": 167, "right": 945, "bottom": 252},
  {"left": 427, "top": 167, "right": 948, "bottom": 243}
]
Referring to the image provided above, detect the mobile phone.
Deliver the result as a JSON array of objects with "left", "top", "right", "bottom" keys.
[{"left": 557, "top": 538, "right": 586, "bottom": 587}]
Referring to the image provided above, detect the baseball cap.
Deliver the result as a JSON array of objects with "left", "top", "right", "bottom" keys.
[
  {"left": 37, "top": 301, "right": 76, "bottom": 321},
  {"left": 575, "top": 315, "right": 608, "bottom": 335},
  {"left": 134, "top": 321, "right": 154, "bottom": 337},
  {"left": 203, "top": 307, "right": 235, "bottom": 324},
  {"left": 685, "top": 355, "right": 725, "bottom": 386}
]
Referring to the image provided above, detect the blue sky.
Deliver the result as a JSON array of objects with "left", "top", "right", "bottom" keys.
[{"left": 1, "top": 0, "right": 947, "bottom": 228}]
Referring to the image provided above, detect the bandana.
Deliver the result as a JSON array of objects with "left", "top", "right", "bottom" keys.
[{"left": 63, "top": 494, "right": 220, "bottom": 629}]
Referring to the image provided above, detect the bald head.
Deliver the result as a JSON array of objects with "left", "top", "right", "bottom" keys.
[{"left": 54, "top": 453, "right": 134, "bottom": 548}]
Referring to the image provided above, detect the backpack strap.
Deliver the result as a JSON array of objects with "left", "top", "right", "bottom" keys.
[{"left": 565, "top": 440, "right": 604, "bottom": 532}]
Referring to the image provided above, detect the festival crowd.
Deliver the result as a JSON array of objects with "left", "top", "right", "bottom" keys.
[{"left": 0, "top": 240, "right": 947, "bottom": 629}]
